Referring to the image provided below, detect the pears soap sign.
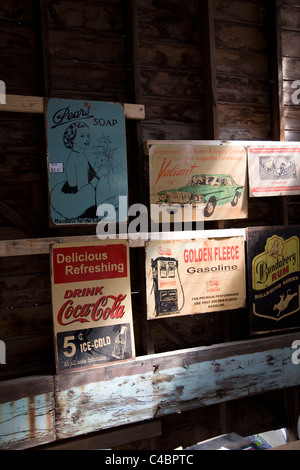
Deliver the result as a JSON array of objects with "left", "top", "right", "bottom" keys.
[{"left": 46, "top": 98, "right": 128, "bottom": 226}]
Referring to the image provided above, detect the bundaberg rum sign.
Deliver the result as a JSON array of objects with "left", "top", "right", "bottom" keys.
[
  {"left": 50, "top": 240, "right": 135, "bottom": 373},
  {"left": 247, "top": 226, "right": 300, "bottom": 334}
]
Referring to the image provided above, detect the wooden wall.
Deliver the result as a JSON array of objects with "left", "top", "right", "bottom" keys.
[
  {"left": 0, "top": 0, "right": 300, "bottom": 449},
  {"left": 281, "top": 0, "right": 300, "bottom": 142},
  {"left": 215, "top": 0, "right": 271, "bottom": 140},
  {"left": 137, "top": 0, "right": 204, "bottom": 141}
]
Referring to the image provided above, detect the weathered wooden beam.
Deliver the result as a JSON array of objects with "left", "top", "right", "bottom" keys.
[
  {"left": 1, "top": 332, "right": 300, "bottom": 448},
  {"left": 0, "top": 235, "right": 99, "bottom": 257},
  {"left": 0, "top": 375, "right": 55, "bottom": 450},
  {"left": 53, "top": 332, "right": 300, "bottom": 441},
  {"left": 0, "top": 94, "right": 145, "bottom": 120},
  {"left": 0, "top": 229, "right": 245, "bottom": 257}
]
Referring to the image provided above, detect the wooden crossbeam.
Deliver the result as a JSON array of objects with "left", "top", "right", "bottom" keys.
[
  {"left": 1, "top": 332, "right": 299, "bottom": 448},
  {"left": 0, "top": 229, "right": 246, "bottom": 257},
  {"left": 0, "top": 94, "right": 145, "bottom": 120}
]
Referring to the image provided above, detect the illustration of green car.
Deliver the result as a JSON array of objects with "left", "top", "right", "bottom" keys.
[{"left": 157, "top": 174, "right": 244, "bottom": 217}]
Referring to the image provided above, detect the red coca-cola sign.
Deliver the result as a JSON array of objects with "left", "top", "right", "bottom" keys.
[
  {"left": 52, "top": 243, "right": 127, "bottom": 284},
  {"left": 51, "top": 240, "right": 135, "bottom": 373},
  {"left": 57, "top": 293, "right": 127, "bottom": 326}
]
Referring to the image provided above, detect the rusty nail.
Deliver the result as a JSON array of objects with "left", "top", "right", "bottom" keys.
[{"left": 154, "top": 403, "right": 162, "bottom": 418}]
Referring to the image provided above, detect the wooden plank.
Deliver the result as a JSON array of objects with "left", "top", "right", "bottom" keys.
[
  {"left": 0, "top": 201, "right": 40, "bottom": 238},
  {"left": 217, "top": 75, "right": 270, "bottom": 105},
  {"left": 0, "top": 376, "right": 55, "bottom": 449},
  {"left": 282, "top": 30, "right": 300, "bottom": 57},
  {"left": 138, "top": 0, "right": 200, "bottom": 17},
  {"left": 37, "top": 0, "right": 52, "bottom": 97},
  {"left": 54, "top": 332, "right": 300, "bottom": 440},
  {"left": 137, "top": 7, "right": 201, "bottom": 43},
  {"left": 0, "top": 235, "right": 97, "bottom": 257},
  {"left": 0, "top": 94, "right": 43, "bottom": 113},
  {"left": 285, "top": 130, "right": 300, "bottom": 141},
  {"left": 215, "top": 22, "right": 268, "bottom": 53},
  {"left": 49, "top": 30, "right": 126, "bottom": 64},
  {"left": 123, "top": 103, "right": 145, "bottom": 120},
  {"left": 267, "top": 0, "right": 285, "bottom": 141},
  {"left": 139, "top": 40, "right": 202, "bottom": 70},
  {"left": 140, "top": 69, "right": 202, "bottom": 99},
  {"left": 281, "top": 3, "right": 300, "bottom": 31},
  {"left": 39, "top": 420, "right": 161, "bottom": 450},
  {"left": 283, "top": 56, "right": 300, "bottom": 81},
  {"left": 0, "top": 1, "right": 36, "bottom": 25},
  {"left": 215, "top": 49, "right": 269, "bottom": 78},
  {"left": 0, "top": 335, "right": 54, "bottom": 380},
  {"left": 284, "top": 104, "right": 300, "bottom": 129},
  {"left": 214, "top": 0, "right": 267, "bottom": 26},
  {"left": 0, "top": 271, "right": 50, "bottom": 308},
  {"left": 0, "top": 113, "right": 45, "bottom": 151},
  {"left": 0, "top": 95, "right": 145, "bottom": 120},
  {"left": 218, "top": 102, "right": 271, "bottom": 134},
  {"left": 0, "top": 229, "right": 246, "bottom": 257},
  {"left": 46, "top": 1, "right": 124, "bottom": 34},
  {"left": 200, "top": 0, "right": 219, "bottom": 139},
  {"left": 142, "top": 123, "right": 205, "bottom": 141}
]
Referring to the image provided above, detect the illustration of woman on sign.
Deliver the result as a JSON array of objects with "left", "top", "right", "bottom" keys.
[
  {"left": 50, "top": 122, "right": 110, "bottom": 221},
  {"left": 92, "top": 134, "right": 126, "bottom": 209}
]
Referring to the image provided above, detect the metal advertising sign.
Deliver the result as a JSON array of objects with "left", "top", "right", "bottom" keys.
[
  {"left": 248, "top": 144, "right": 300, "bottom": 197},
  {"left": 50, "top": 240, "right": 135, "bottom": 373},
  {"left": 145, "top": 237, "right": 246, "bottom": 320},
  {"left": 149, "top": 143, "right": 248, "bottom": 222},
  {"left": 46, "top": 98, "right": 128, "bottom": 225},
  {"left": 247, "top": 226, "right": 300, "bottom": 334}
]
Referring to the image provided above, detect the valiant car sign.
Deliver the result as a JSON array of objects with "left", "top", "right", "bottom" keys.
[{"left": 149, "top": 143, "right": 248, "bottom": 222}]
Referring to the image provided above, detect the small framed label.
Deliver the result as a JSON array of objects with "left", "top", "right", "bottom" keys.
[{"left": 49, "top": 162, "right": 64, "bottom": 173}]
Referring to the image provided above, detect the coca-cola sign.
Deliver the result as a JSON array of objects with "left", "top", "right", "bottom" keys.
[
  {"left": 52, "top": 243, "right": 127, "bottom": 284},
  {"left": 51, "top": 240, "right": 135, "bottom": 373},
  {"left": 57, "top": 293, "right": 127, "bottom": 326}
]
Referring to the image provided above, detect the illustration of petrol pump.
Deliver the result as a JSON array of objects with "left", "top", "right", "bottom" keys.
[{"left": 151, "top": 257, "right": 185, "bottom": 316}]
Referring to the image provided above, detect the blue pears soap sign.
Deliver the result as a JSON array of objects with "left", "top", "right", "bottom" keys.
[{"left": 46, "top": 98, "right": 128, "bottom": 225}]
